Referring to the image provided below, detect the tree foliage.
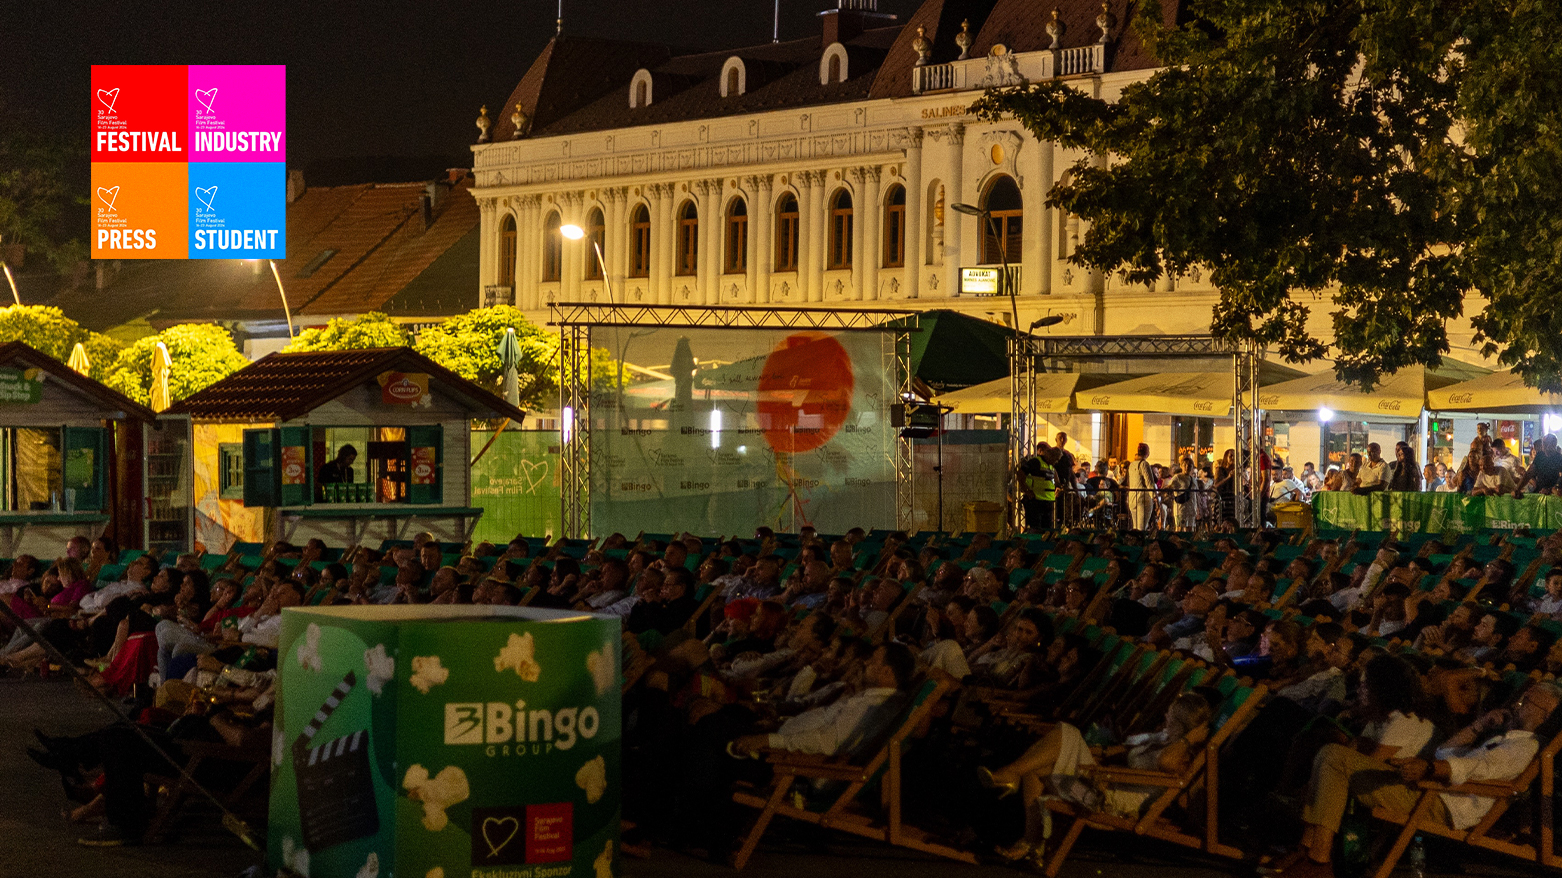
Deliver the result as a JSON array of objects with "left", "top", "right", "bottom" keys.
[
  {"left": 0, "top": 305, "right": 120, "bottom": 382},
  {"left": 0, "top": 92, "right": 87, "bottom": 273},
  {"left": 414, "top": 305, "right": 615, "bottom": 410},
  {"left": 104, "top": 323, "right": 250, "bottom": 406},
  {"left": 282, "top": 311, "right": 410, "bottom": 353},
  {"left": 973, "top": 0, "right": 1562, "bottom": 390}
]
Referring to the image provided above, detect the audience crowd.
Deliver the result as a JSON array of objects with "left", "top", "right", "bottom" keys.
[{"left": 8, "top": 518, "right": 1562, "bottom": 878}]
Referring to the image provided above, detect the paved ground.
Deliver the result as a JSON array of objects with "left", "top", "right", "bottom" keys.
[{"left": 0, "top": 677, "right": 1542, "bottom": 878}]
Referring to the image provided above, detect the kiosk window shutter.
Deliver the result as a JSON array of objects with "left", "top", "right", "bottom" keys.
[
  {"left": 278, "top": 425, "right": 313, "bottom": 507},
  {"left": 242, "top": 429, "right": 281, "bottom": 508},
  {"left": 407, "top": 425, "right": 443, "bottom": 505},
  {"left": 61, "top": 426, "right": 106, "bottom": 511}
]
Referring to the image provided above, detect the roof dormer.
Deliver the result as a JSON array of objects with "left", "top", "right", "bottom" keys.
[
  {"left": 720, "top": 57, "right": 747, "bottom": 98},
  {"left": 629, "top": 68, "right": 654, "bottom": 108},
  {"left": 820, "top": 42, "right": 849, "bottom": 85}
]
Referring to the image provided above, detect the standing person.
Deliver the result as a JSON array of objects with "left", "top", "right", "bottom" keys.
[
  {"left": 1165, "top": 455, "right": 1196, "bottom": 532},
  {"left": 1340, "top": 453, "right": 1362, "bottom": 492},
  {"left": 1454, "top": 437, "right": 1489, "bottom": 494},
  {"left": 1471, "top": 447, "right": 1518, "bottom": 496},
  {"left": 1213, "top": 449, "right": 1237, "bottom": 522},
  {"left": 1052, "top": 432, "right": 1078, "bottom": 526},
  {"left": 1386, "top": 441, "right": 1421, "bottom": 491},
  {"left": 1018, "top": 454, "right": 1057, "bottom": 533},
  {"left": 1422, "top": 463, "right": 1444, "bottom": 492},
  {"left": 1128, "top": 443, "right": 1155, "bottom": 531},
  {"left": 1299, "top": 462, "right": 1322, "bottom": 494},
  {"left": 1083, "top": 461, "right": 1120, "bottom": 528},
  {"left": 1355, "top": 443, "right": 1388, "bottom": 493},
  {"left": 1515, "top": 433, "right": 1562, "bottom": 497}
]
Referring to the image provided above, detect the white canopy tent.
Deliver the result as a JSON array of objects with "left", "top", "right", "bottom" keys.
[
  {"left": 1426, "top": 370, "right": 1562, "bottom": 414},
  {"left": 934, "top": 373, "right": 1082, "bottom": 414},
  {"left": 1074, "top": 372, "right": 1233, "bottom": 416}
]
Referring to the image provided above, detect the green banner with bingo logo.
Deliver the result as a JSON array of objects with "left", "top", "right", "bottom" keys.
[{"left": 269, "top": 605, "right": 621, "bottom": 878}]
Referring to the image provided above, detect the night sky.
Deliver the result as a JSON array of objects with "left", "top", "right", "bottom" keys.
[{"left": 4, "top": 0, "right": 921, "bottom": 181}]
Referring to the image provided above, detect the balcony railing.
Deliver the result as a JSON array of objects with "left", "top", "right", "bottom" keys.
[
  {"left": 483, "top": 284, "right": 514, "bottom": 307},
  {"left": 911, "top": 44, "right": 1106, "bottom": 94}
]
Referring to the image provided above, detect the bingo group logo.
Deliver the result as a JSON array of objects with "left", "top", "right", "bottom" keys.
[{"left": 91, "top": 64, "right": 285, "bottom": 261}]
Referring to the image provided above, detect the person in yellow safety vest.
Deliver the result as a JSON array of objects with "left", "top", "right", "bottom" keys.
[{"left": 1019, "top": 454, "right": 1057, "bottom": 533}]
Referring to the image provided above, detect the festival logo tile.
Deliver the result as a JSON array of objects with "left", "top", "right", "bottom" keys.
[
  {"left": 91, "top": 162, "right": 188, "bottom": 259},
  {"left": 91, "top": 65, "right": 188, "bottom": 163},
  {"left": 187, "top": 65, "right": 286, "bottom": 162},
  {"left": 187, "top": 162, "right": 286, "bottom": 259}
]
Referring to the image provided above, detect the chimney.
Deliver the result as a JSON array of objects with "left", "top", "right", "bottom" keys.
[
  {"left": 419, "top": 192, "right": 434, "bottom": 232},
  {"left": 287, "top": 169, "right": 306, "bottom": 203},
  {"left": 425, "top": 181, "right": 443, "bottom": 211},
  {"left": 820, "top": 0, "right": 891, "bottom": 46}
]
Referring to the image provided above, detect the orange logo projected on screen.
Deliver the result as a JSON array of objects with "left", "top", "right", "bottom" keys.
[{"left": 757, "top": 333, "right": 854, "bottom": 454}]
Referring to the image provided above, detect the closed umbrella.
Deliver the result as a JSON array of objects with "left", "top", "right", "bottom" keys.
[
  {"left": 496, "top": 327, "right": 521, "bottom": 406},
  {"left": 150, "top": 341, "right": 172, "bottom": 412},
  {"left": 67, "top": 342, "right": 90, "bottom": 376}
]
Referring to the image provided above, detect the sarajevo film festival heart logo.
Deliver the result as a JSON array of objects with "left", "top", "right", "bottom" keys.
[
  {"left": 195, "top": 186, "right": 218, "bottom": 211},
  {"left": 519, "top": 459, "right": 549, "bottom": 493},
  {"left": 481, "top": 816, "right": 520, "bottom": 857},
  {"left": 96, "top": 88, "right": 120, "bottom": 112},
  {"left": 96, "top": 187, "right": 120, "bottom": 210},
  {"left": 194, "top": 88, "right": 217, "bottom": 113}
]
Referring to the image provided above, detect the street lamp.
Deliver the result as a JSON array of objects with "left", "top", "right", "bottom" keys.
[
  {"left": 0, "top": 234, "right": 20, "bottom": 306},
  {"left": 1030, "top": 315, "right": 1064, "bottom": 330},
  {"left": 558, "top": 223, "right": 614, "bottom": 303},
  {"left": 247, "top": 259, "right": 295, "bottom": 338}
]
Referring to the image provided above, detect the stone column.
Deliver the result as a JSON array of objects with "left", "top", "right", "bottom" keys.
[
  {"left": 848, "top": 169, "right": 867, "bottom": 301},
  {"left": 752, "top": 174, "right": 772, "bottom": 303},
  {"left": 653, "top": 183, "right": 675, "bottom": 304},
  {"left": 942, "top": 123, "right": 965, "bottom": 300},
  {"left": 903, "top": 127, "right": 924, "bottom": 299},
  {"left": 561, "top": 192, "right": 584, "bottom": 304},
  {"left": 796, "top": 171, "right": 818, "bottom": 303},
  {"left": 860, "top": 166, "right": 882, "bottom": 301},
  {"left": 604, "top": 187, "right": 627, "bottom": 304},
  {"left": 697, "top": 179, "right": 721, "bottom": 305},
  {"left": 814, "top": 170, "right": 832, "bottom": 302},
  {"left": 517, "top": 196, "right": 539, "bottom": 310},
  {"left": 1021, "top": 139, "right": 1050, "bottom": 297}
]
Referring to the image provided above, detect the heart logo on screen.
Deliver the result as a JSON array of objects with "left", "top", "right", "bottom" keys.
[
  {"left": 194, "top": 87, "right": 217, "bottom": 113},
  {"left": 481, "top": 816, "right": 520, "bottom": 857},
  {"left": 519, "top": 459, "right": 549, "bottom": 492},
  {"left": 96, "top": 88, "right": 120, "bottom": 112},
  {"left": 96, "top": 186, "right": 120, "bottom": 210},
  {"left": 195, "top": 186, "right": 218, "bottom": 211}
]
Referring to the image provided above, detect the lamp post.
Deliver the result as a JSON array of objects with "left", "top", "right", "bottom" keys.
[
  {"left": 0, "top": 234, "right": 21, "bottom": 306},
  {"left": 246, "top": 259, "right": 295, "bottom": 338}
]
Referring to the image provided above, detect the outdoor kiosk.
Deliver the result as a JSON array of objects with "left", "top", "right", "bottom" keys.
[
  {"left": 0, "top": 342, "right": 157, "bottom": 557},
  {"left": 165, "top": 348, "right": 527, "bottom": 551}
]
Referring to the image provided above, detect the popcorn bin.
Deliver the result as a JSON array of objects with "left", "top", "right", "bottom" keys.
[{"left": 269, "top": 605, "right": 621, "bottom": 878}]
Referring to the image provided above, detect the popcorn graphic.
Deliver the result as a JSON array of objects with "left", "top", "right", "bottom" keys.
[
  {"left": 576, "top": 755, "right": 607, "bottom": 804},
  {"left": 364, "top": 644, "right": 394, "bottom": 695},
  {"left": 593, "top": 840, "right": 614, "bottom": 878},
  {"left": 296, "top": 623, "right": 323, "bottom": 672},
  {"left": 356, "top": 852, "right": 380, "bottom": 878},
  {"left": 410, "top": 655, "right": 450, "bottom": 694},
  {"left": 493, "top": 632, "right": 541, "bottom": 681},
  {"left": 586, "top": 640, "right": 615, "bottom": 696},
  {"left": 426, "top": 870, "right": 445, "bottom": 878},
  {"left": 403, "top": 764, "right": 471, "bottom": 831},
  {"left": 281, "top": 835, "right": 311, "bottom": 877}
]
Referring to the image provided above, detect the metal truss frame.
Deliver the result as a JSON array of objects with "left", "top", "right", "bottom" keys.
[
  {"left": 552, "top": 303, "right": 919, "bottom": 538},
  {"left": 1012, "top": 334, "right": 1264, "bottom": 529}
]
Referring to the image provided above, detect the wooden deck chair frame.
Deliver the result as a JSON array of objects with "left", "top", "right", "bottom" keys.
[
  {"left": 1039, "top": 684, "right": 1269, "bottom": 877},
  {"left": 144, "top": 740, "right": 270, "bottom": 843},
  {"left": 1364, "top": 728, "right": 1562, "bottom": 878},
  {"left": 730, "top": 678, "right": 975, "bottom": 869}
]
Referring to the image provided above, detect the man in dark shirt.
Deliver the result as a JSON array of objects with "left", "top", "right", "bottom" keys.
[
  {"left": 1517, "top": 433, "right": 1562, "bottom": 496},
  {"left": 1053, "top": 432, "right": 1079, "bottom": 525},
  {"left": 315, "top": 445, "right": 357, "bottom": 500}
]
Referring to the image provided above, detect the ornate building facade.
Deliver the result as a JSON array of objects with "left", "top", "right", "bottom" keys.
[{"left": 470, "top": 0, "right": 1208, "bottom": 338}]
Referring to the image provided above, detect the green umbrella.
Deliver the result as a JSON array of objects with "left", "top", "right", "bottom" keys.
[{"left": 496, "top": 327, "right": 521, "bottom": 406}]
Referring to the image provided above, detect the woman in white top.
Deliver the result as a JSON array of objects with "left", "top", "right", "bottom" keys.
[{"left": 1127, "top": 442, "right": 1156, "bottom": 531}]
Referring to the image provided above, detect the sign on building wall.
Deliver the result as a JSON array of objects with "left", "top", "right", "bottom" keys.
[{"left": 91, "top": 64, "right": 286, "bottom": 260}]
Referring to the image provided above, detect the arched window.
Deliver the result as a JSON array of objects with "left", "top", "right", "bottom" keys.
[
  {"left": 980, "top": 176, "right": 1023, "bottom": 265},
  {"left": 542, "top": 211, "right": 562, "bottom": 282},
  {"left": 882, "top": 185, "right": 906, "bottom": 268},
  {"left": 827, "top": 54, "right": 842, "bottom": 84},
  {"left": 775, "top": 193, "right": 799, "bottom": 272},
  {"left": 726, "top": 67, "right": 740, "bottom": 97},
  {"left": 828, "top": 189, "right": 853, "bottom": 271},
  {"left": 724, "top": 198, "right": 748, "bottom": 274},
  {"left": 584, "top": 208, "right": 605, "bottom": 280},
  {"left": 629, "top": 204, "right": 651, "bottom": 278},
  {"left": 498, "top": 214, "right": 517, "bottom": 285},
  {"left": 676, "top": 201, "right": 699, "bottom": 276}
]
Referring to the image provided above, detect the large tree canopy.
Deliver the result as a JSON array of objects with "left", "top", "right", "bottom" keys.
[
  {"left": 0, "top": 305, "right": 120, "bottom": 382},
  {"left": 282, "top": 311, "right": 410, "bottom": 353},
  {"left": 974, "top": 0, "right": 1562, "bottom": 390},
  {"left": 104, "top": 323, "right": 249, "bottom": 407}
]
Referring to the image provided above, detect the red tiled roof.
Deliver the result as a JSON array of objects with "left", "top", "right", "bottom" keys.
[
  {"left": 165, "top": 347, "right": 528, "bottom": 423},
  {"left": 968, "top": 0, "right": 1181, "bottom": 72},
  {"left": 869, "top": 0, "right": 1002, "bottom": 99},
  {"left": 0, "top": 342, "right": 156, "bottom": 421}
]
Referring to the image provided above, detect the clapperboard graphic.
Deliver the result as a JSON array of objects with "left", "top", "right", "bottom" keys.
[{"left": 293, "top": 671, "right": 380, "bottom": 851}]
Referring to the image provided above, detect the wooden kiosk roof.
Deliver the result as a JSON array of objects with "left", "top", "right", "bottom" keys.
[
  {"left": 0, "top": 342, "right": 156, "bottom": 422},
  {"left": 164, "top": 347, "right": 529, "bottom": 423}
]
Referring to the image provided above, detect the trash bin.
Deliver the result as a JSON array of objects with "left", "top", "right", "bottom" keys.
[
  {"left": 964, "top": 500, "right": 1005, "bottom": 534},
  {"left": 269, "top": 604, "right": 621, "bottom": 878},
  {"left": 1273, "top": 500, "right": 1312, "bottom": 530}
]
